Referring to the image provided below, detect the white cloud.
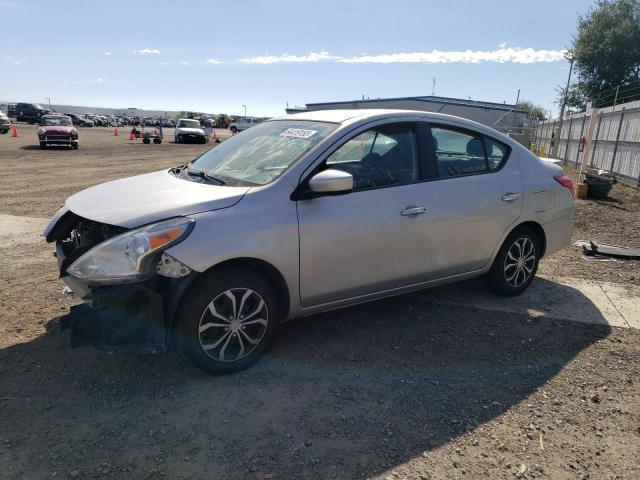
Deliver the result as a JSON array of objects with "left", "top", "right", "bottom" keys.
[
  {"left": 206, "top": 58, "right": 223, "bottom": 65},
  {"left": 236, "top": 45, "right": 566, "bottom": 65},
  {"left": 104, "top": 52, "right": 112, "bottom": 56},
  {"left": 181, "top": 61, "right": 190, "bottom": 66},
  {"left": 73, "top": 78, "right": 105, "bottom": 85},
  {"left": 238, "top": 50, "right": 338, "bottom": 64},
  {"left": 136, "top": 48, "right": 160, "bottom": 55},
  {"left": 340, "top": 46, "right": 567, "bottom": 64}
]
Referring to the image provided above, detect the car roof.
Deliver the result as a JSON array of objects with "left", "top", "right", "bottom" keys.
[
  {"left": 273, "top": 108, "right": 513, "bottom": 141},
  {"left": 42, "top": 113, "right": 71, "bottom": 118}
]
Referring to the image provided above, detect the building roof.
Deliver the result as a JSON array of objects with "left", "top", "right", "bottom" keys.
[{"left": 304, "top": 95, "right": 526, "bottom": 113}]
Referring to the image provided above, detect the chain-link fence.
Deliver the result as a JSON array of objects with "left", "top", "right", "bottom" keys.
[{"left": 531, "top": 99, "right": 640, "bottom": 188}]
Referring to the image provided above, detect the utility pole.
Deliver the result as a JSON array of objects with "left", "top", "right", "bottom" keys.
[
  {"left": 242, "top": 105, "right": 247, "bottom": 118},
  {"left": 45, "top": 97, "right": 52, "bottom": 112},
  {"left": 432, "top": 78, "right": 436, "bottom": 96},
  {"left": 553, "top": 54, "right": 574, "bottom": 157},
  {"left": 613, "top": 85, "right": 620, "bottom": 108},
  {"left": 515, "top": 89, "right": 520, "bottom": 106}
]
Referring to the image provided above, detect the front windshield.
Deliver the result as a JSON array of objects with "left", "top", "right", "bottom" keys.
[
  {"left": 178, "top": 120, "right": 201, "bottom": 128},
  {"left": 190, "top": 120, "right": 337, "bottom": 185},
  {"left": 42, "top": 117, "right": 72, "bottom": 126}
]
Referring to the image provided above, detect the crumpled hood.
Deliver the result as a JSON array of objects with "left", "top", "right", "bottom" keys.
[{"left": 66, "top": 170, "right": 250, "bottom": 228}]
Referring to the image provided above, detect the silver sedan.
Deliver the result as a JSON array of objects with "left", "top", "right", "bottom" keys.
[{"left": 45, "top": 109, "right": 575, "bottom": 374}]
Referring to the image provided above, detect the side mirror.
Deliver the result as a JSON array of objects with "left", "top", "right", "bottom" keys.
[{"left": 308, "top": 169, "right": 353, "bottom": 194}]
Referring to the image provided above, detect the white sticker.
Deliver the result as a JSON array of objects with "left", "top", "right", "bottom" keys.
[{"left": 280, "top": 128, "right": 318, "bottom": 139}]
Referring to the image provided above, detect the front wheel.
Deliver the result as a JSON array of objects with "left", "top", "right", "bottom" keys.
[
  {"left": 40, "top": 141, "right": 46, "bottom": 149},
  {"left": 177, "top": 269, "right": 281, "bottom": 374},
  {"left": 230, "top": 126, "right": 237, "bottom": 133},
  {"left": 71, "top": 142, "right": 79, "bottom": 150},
  {"left": 485, "top": 227, "right": 540, "bottom": 297}
]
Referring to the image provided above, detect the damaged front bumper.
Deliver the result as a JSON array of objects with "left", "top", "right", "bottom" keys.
[
  {"left": 51, "top": 216, "right": 197, "bottom": 353},
  {"left": 58, "top": 264, "right": 198, "bottom": 353}
]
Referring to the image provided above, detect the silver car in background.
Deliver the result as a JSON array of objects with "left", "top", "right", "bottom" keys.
[{"left": 44, "top": 109, "right": 575, "bottom": 374}]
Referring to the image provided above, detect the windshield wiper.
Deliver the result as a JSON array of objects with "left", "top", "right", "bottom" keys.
[
  {"left": 169, "top": 163, "right": 188, "bottom": 175},
  {"left": 186, "top": 168, "right": 226, "bottom": 185}
]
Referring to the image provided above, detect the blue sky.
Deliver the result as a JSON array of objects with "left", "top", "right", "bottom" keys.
[{"left": 0, "top": 0, "right": 593, "bottom": 117}]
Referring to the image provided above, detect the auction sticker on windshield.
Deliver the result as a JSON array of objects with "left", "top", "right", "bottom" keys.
[{"left": 280, "top": 128, "right": 318, "bottom": 139}]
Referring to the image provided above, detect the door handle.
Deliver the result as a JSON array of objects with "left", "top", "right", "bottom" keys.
[
  {"left": 501, "top": 193, "right": 521, "bottom": 202},
  {"left": 400, "top": 206, "right": 427, "bottom": 216}
]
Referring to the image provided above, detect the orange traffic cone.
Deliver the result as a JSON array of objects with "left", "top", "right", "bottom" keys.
[
  {"left": 11, "top": 125, "right": 18, "bottom": 137},
  {"left": 113, "top": 126, "right": 119, "bottom": 136},
  {"left": 129, "top": 129, "right": 135, "bottom": 141},
  {"left": 212, "top": 129, "right": 220, "bottom": 143}
]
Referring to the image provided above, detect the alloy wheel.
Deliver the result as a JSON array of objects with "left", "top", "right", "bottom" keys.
[
  {"left": 503, "top": 237, "right": 536, "bottom": 288},
  {"left": 198, "top": 288, "right": 269, "bottom": 362}
]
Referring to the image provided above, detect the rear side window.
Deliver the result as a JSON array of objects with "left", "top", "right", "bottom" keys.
[
  {"left": 484, "top": 137, "right": 509, "bottom": 171},
  {"left": 430, "top": 126, "right": 510, "bottom": 178},
  {"left": 431, "top": 127, "right": 487, "bottom": 177}
]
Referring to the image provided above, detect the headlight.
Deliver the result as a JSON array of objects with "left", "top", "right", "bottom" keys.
[
  {"left": 71, "top": 128, "right": 78, "bottom": 135},
  {"left": 67, "top": 217, "right": 194, "bottom": 284},
  {"left": 38, "top": 128, "right": 46, "bottom": 135}
]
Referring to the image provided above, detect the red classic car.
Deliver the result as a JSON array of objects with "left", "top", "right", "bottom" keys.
[{"left": 38, "top": 114, "right": 79, "bottom": 149}]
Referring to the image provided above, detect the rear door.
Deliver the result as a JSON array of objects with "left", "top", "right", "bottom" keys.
[{"left": 414, "top": 123, "right": 523, "bottom": 276}]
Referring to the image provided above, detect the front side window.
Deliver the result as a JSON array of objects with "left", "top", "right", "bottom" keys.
[
  {"left": 431, "top": 127, "right": 488, "bottom": 178},
  {"left": 325, "top": 124, "right": 418, "bottom": 190},
  {"left": 189, "top": 120, "right": 337, "bottom": 185}
]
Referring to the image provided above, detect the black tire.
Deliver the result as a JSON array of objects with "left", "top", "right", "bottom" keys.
[
  {"left": 143, "top": 137, "right": 151, "bottom": 144},
  {"left": 72, "top": 143, "right": 79, "bottom": 150},
  {"left": 230, "top": 126, "right": 237, "bottom": 133},
  {"left": 153, "top": 138, "right": 161, "bottom": 144},
  {"left": 39, "top": 142, "right": 46, "bottom": 149},
  {"left": 175, "top": 135, "right": 181, "bottom": 144},
  {"left": 485, "top": 227, "right": 540, "bottom": 297},
  {"left": 176, "top": 268, "right": 281, "bottom": 374}
]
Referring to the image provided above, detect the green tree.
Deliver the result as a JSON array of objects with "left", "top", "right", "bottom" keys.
[
  {"left": 561, "top": 0, "right": 640, "bottom": 109},
  {"left": 515, "top": 100, "right": 548, "bottom": 120}
]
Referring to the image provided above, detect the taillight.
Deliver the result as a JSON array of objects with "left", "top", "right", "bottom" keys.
[{"left": 554, "top": 175, "right": 574, "bottom": 196}]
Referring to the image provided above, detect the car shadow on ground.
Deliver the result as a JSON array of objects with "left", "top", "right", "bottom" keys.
[
  {"left": 0, "top": 278, "right": 612, "bottom": 479},
  {"left": 20, "top": 145, "right": 74, "bottom": 151}
]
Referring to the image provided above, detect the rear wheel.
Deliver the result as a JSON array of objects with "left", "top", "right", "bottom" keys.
[
  {"left": 177, "top": 269, "right": 281, "bottom": 374},
  {"left": 485, "top": 227, "right": 540, "bottom": 297},
  {"left": 230, "top": 126, "right": 237, "bottom": 133},
  {"left": 143, "top": 137, "right": 151, "bottom": 144}
]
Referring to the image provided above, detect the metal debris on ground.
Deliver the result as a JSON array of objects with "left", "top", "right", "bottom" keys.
[{"left": 581, "top": 241, "right": 640, "bottom": 260}]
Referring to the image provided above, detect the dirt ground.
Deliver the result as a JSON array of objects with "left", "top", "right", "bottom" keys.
[{"left": 1, "top": 126, "right": 639, "bottom": 480}]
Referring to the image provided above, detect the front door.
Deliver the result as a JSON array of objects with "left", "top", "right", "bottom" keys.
[{"left": 297, "top": 122, "right": 435, "bottom": 307}]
